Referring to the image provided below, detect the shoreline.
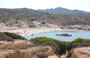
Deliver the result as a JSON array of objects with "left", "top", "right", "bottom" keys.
[
  {"left": 0, "top": 27, "right": 86, "bottom": 36},
  {"left": 0, "top": 27, "right": 61, "bottom": 36}
]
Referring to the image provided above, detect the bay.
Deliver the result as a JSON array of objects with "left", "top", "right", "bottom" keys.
[{"left": 24, "top": 30, "right": 90, "bottom": 42}]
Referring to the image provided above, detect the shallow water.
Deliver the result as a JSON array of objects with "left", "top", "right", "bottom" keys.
[{"left": 24, "top": 30, "right": 90, "bottom": 42}]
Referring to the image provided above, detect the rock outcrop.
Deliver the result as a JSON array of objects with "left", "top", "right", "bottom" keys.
[
  {"left": 69, "top": 47, "right": 90, "bottom": 58},
  {"left": 48, "top": 55, "right": 60, "bottom": 58},
  {"left": 0, "top": 40, "right": 59, "bottom": 58}
]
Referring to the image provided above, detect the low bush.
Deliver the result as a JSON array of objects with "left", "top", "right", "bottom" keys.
[
  {"left": 3, "top": 32, "right": 25, "bottom": 40},
  {"left": 30, "top": 37, "right": 90, "bottom": 55},
  {"left": 71, "top": 38, "right": 90, "bottom": 48},
  {"left": 31, "top": 37, "right": 69, "bottom": 55}
]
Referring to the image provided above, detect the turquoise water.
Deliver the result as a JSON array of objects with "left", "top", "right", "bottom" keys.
[{"left": 24, "top": 30, "right": 90, "bottom": 42}]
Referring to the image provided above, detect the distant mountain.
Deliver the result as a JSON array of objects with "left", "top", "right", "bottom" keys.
[{"left": 37, "top": 7, "right": 90, "bottom": 16}]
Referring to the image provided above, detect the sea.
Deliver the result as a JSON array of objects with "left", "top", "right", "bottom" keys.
[{"left": 24, "top": 30, "right": 90, "bottom": 42}]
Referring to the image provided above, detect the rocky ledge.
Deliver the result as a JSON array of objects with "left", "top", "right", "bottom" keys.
[
  {"left": 67, "top": 47, "right": 90, "bottom": 58},
  {"left": 0, "top": 40, "right": 59, "bottom": 58}
]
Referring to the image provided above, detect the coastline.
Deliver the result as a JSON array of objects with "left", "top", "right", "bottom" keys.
[
  {"left": 0, "top": 27, "right": 82, "bottom": 36},
  {"left": 0, "top": 27, "right": 61, "bottom": 36}
]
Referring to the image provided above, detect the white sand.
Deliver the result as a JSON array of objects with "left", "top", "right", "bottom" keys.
[
  {"left": 0, "top": 26, "right": 78, "bottom": 36},
  {"left": 0, "top": 27, "right": 62, "bottom": 36}
]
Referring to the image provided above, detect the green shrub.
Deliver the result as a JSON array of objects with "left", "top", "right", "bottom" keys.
[
  {"left": 4, "top": 32, "right": 25, "bottom": 40},
  {"left": 30, "top": 37, "right": 90, "bottom": 55},
  {"left": 71, "top": 38, "right": 90, "bottom": 48},
  {"left": 31, "top": 37, "right": 69, "bottom": 55}
]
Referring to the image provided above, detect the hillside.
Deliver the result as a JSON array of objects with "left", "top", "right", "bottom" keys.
[
  {"left": 0, "top": 8, "right": 53, "bottom": 28},
  {"left": 37, "top": 7, "right": 90, "bottom": 16},
  {"left": 0, "top": 8, "right": 90, "bottom": 29}
]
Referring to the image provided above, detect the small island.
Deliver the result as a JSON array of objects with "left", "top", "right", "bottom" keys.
[{"left": 56, "top": 33, "right": 72, "bottom": 37}]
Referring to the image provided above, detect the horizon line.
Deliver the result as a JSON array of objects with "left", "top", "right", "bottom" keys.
[{"left": 0, "top": 7, "right": 90, "bottom": 12}]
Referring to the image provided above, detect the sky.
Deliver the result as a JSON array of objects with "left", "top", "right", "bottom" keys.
[{"left": 0, "top": 0, "right": 90, "bottom": 12}]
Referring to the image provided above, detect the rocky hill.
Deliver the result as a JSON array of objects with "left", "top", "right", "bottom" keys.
[
  {"left": 0, "top": 8, "right": 90, "bottom": 29},
  {"left": 37, "top": 7, "right": 90, "bottom": 16},
  {"left": 0, "top": 8, "right": 52, "bottom": 28}
]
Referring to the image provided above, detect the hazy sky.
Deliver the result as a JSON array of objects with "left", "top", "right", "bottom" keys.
[{"left": 0, "top": 0, "right": 90, "bottom": 11}]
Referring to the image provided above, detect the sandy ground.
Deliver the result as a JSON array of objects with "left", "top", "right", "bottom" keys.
[
  {"left": 0, "top": 27, "right": 78, "bottom": 36},
  {"left": 0, "top": 27, "right": 61, "bottom": 36}
]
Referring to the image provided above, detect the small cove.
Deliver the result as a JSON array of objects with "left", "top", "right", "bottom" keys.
[{"left": 24, "top": 30, "right": 90, "bottom": 41}]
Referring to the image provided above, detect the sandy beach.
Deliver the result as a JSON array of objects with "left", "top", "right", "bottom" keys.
[
  {"left": 0, "top": 27, "right": 62, "bottom": 36},
  {"left": 0, "top": 26, "right": 79, "bottom": 36}
]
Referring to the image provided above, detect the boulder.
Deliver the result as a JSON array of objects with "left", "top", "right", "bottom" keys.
[
  {"left": 70, "top": 47, "right": 90, "bottom": 58},
  {"left": 0, "top": 40, "right": 57, "bottom": 58}
]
